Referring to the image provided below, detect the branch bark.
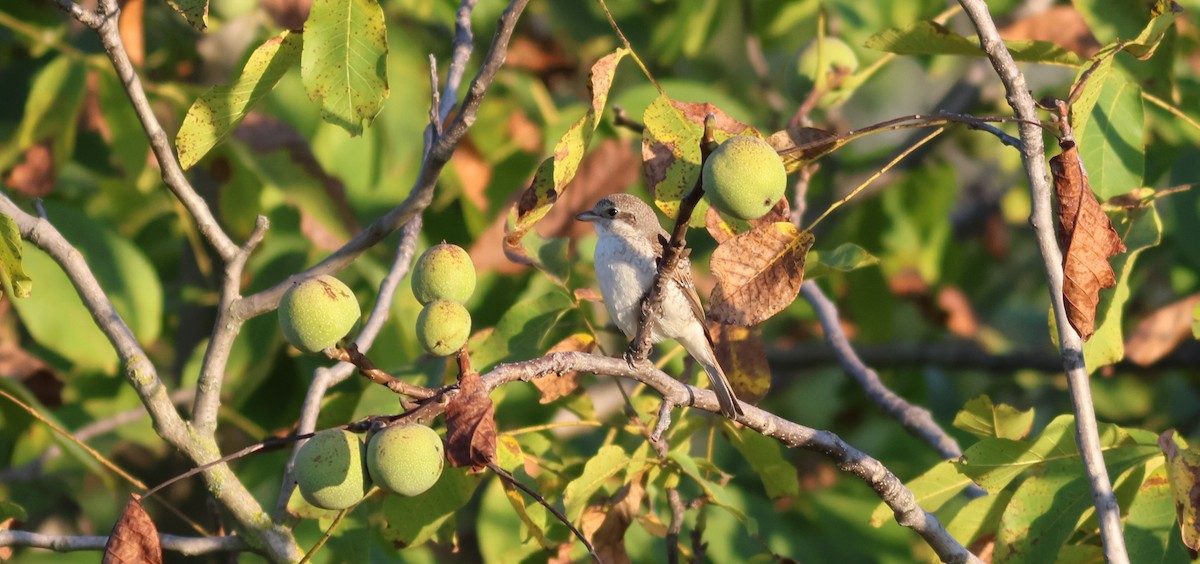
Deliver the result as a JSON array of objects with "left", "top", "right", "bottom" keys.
[
  {"left": 956, "top": 1, "right": 1129, "bottom": 561},
  {"left": 0, "top": 530, "right": 245, "bottom": 556}
]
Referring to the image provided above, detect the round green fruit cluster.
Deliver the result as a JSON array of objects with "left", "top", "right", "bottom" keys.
[
  {"left": 412, "top": 244, "right": 475, "bottom": 356},
  {"left": 366, "top": 423, "right": 445, "bottom": 497},
  {"left": 294, "top": 429, "right": 370, "bottom": 510},
  {"left": 702, "top": 135, "right": 788, "bottom": 221},
  {"left": 278, "top": 275, "right": 361, "bottom": 354}
]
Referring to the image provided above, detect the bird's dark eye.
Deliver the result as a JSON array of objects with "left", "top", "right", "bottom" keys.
[{"left": 606, "top": 208, "right": 618, "bottom": 217}]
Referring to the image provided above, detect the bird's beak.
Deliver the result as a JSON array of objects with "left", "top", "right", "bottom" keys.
[{"left": 575, "top": 209, "right": 600, "bottom": 222}]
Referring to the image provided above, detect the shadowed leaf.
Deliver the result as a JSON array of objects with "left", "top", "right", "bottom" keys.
[
  {"left": 1159, "top": 430, "right": 1200, "bottom": 555},
  {"left": 177, "top": 31, "right": 302, "bottom": 169},
  {"left": 708, "top": 222, "right": 815, "bottom": 326},
  {"left": 563, "top": 445, "right": 628, "bottom": 523},
  {"left": 642, "top": 97, "right": 757, "bottom": 224},
  {"left": 102, "top": 494, "right": 161, "bottom": 564},
  {"left": 165, "top": 0, "right": 207, "bottom": 30},
  {"left": 709, "top": 323, "right": 769, "bottom": 404},
  {"left": 1052, "top": 141, "right": 1126, "bottom": 340},
  {"left": 0, "top": 213, "right": 31, "bottom": 298},
  {"left": 864, "top": 21, "right": 1082, "bottom": 66},
  {"left": 722, "top": 421, "right": 799, "bottom": 500},
  {"left": 445, "top": 371, "right": 496, "bottom": 471}
]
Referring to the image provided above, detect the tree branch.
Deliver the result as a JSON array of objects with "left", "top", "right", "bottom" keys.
[
  {"left": 955, "top": 1, "right": 1128, "bottom": 561},
  {"left": 0, "top": 530, "right": 245, "bottom": 556},
  {"left": 802, "top": 281, "right": 964, "bottom": 460},
  {"left": 479, "top": 352, "right": 981, "bottom": 564}
]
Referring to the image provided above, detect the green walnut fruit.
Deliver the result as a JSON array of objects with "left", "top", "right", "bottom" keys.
[
  {"left": 702, "top": 135, "right": 788, "bottom": 220},
  {"left": 366, "top": 423, "right": 445, "bottom": 497},
  {"left": 416, "top": 300, "right": 471, "bottom": 356},
  {"left": 278, "top": 275, "right": 361, "bottom": 353},
  {"left": 294, "top": 429, "right": 371, "bottom": 510},
  {"left": 411, "top": 243, "right": 476, "bottom": 305},
  {"left": 796, "top": 37, "right": 859, "bottom": 93}
]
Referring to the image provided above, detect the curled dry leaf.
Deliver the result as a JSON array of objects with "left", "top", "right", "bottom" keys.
[
  {"left": 1125, "top": 294, "right": 1200, "bottom": 366},
  {"left": 1051, "top": 141, "right": 1125, "bottom": 341},
  {"left": 532, "top": 333, "right": 596, "bottom": 403},
  {"left": 580, "top": 478, "right": 645, "bottom": 564},
  {"left": 709, "top": 322, "right": 770, "bottom": 404},
  {"left": 708, "top": 222, "right": 815, "bottom": 326},
  {"left": 766, "top": 124, "right": 839, "bottom": 173},
  {"left": 445, "top": 370, "right": 497, "bottom": 471},
  {"left": 102, "top": 494, "right": 162, "bottom": 564}
]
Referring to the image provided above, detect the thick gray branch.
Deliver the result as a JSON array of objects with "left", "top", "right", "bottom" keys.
[
  {"left": 0, "top": 530, "right": 245, "bottom": 555},
  {"left": 956, "top": 1, "right": 1128, "bottom": 561}
]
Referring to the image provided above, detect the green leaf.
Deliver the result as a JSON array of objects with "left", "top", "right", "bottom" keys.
[
  {"left": 0, "top": 55, "right": 87, "bottom": 172},
  {"left": 563, "top": 445, "right": 628, "bottom": 523},
  {"left": 10, "top": 203, "right": 163, "bottom": 372},
  {"left": 301, "top": 0, "right": 389, "bottom": 135},
  {"left": 722, "top": 421, "right": 799, "bottom": 500},
  {"left": 0, "top": 213, "right": 31, "bottom": 298},
  {"left": 1126, "top": 462, "right": 1190, "bottom": 563},
  {"left": 1192, "top": 301, "right": 1200, "bottom": 339},
  {"left": 864, "top": 21, "right": 1081, "bottom": 66},
  {"left": 177, "top": 30, "right": 303, "bottom": 169},
  {"left": 1161, "top": 431, "right": 1200, "bottom": 554},
  {"left": 806, "top": 243, "right": 880, "bottom": 279},
  {"left": 165, "top": 0, "right": 208, "bottom": 30},
  {"left": 1124, "top": 0, "right": 1182, "bottom": 60},
  {"left": 943, "top": 488, "right": 1014, "bottom": 548},
  {"left": 1074, "top": 0, "right": 1177, "bottom": 48},
  {"left": 1073, "top": 66, "right": 1144, "bottom": 201},
  {"left": 953, "top": 395, "right": 1035, "bottom": 440},
  {"left": 380, "top": 466, "right": 480, "bottom": 547},
  {"left": 869, "top": 460, "right": 974, "bottom": 527},
  {"left": 668, "top": 451, "right": 746, "bottom": 521},
  {"left": 467, "top": 290, "right": 575, "bottom": 372},
  {"left": 0, "top": 499, "right": 26, "bottom": 522},
  {"left": 1082, "top": 205, "right": 1161, "bottom": 371}
]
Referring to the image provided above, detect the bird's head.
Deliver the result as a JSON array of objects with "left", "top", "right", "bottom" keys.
[{"left": 575, "top": 194, "right": 660, "bottom": 242}]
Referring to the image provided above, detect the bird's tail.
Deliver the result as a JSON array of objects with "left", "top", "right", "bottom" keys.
[{"left": 702, "top": 360, "right": 744, "bottom": 418}]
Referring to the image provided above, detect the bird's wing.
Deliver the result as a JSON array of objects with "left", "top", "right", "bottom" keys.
[{"left": 672, "top": 255, "right": 717, "bottom": 348}]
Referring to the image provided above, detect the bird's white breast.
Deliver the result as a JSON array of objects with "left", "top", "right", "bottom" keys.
[{"left": 592, "top": 233, "right": 696, "bottom": 343}]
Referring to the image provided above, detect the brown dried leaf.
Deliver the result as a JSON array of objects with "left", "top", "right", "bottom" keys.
[
  {"left": 938, "top": 286, "right": 979, "bottom": 338},
  {"left": 573, "top": 287, "right": 603, "bottom": 303},
  {"left": 708, "top": 222, "right": 815, "bottom": 326},
  {"left": 4, "top": 142, "right": 55, "bottom": 198},
  {"left": 704, "top": 198, "right": 791, "bottom": 245},
  {"left": 532, "top": 333, "right": 596, "bottom": 403},
  {"left": 709, "top": 323, "right": 770, "bottom": 404},
  {"left": 704, "top": 205, "right": 738, "bottom": 244},
  {"left": 118, "top": 0, "right": 145, "bottom": 68},
  {"left": 451, "top": 139, "right": 492, "bottom": 211},
  {"left": 999, "top": 5, "right": 1100, "bottom": 58},
  {"left": 767, "top": 125, "right": 839, "bottom": 173},
  {"left": 445, "top": 370, "right": 497, "bottom": 471},
  {"left": 1052, "top": 142, "right": 1126, "bottom": 340},
  {"left": 580, "top": 479, "right": 645, "bottom": 564},
  {"left": 1125, "top": 294, "right": 1200, "bottom": 366},
  {"left": 262, "top": 0, "right": 311, "bottom": 29},
  {"left": 102, "top": 494, "right": 162, "bottom": 564}
]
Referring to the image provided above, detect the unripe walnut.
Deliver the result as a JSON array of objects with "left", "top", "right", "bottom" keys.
[
  {"left": 416, "top": 300, "right": 471, "bottom": 356},
  {"left": 366, "top": 423, "right": 445, "bottom": 497},
  {"left": 294, "top": 429, "right": 370, "bottom": 510},
  {"left": 278, "top": 275, "right": 360, "bottom": 353},
  {"left": 411, "top": 243, "right": 476, "bottom": 305},
  {"left": 702, "top": 135, "right": 787, "bottom": 220},
  {"left": 795, "top": 37, "right": 859, "bottom": 93}
]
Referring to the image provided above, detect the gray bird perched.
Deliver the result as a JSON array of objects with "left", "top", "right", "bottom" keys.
[{"left": 576, "top": 193, "right": 744, "bottom": 418}]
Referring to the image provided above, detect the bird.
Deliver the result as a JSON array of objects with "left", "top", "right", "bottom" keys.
[{"left": 575, "top": 193, "right": 744, "bottom": 418}]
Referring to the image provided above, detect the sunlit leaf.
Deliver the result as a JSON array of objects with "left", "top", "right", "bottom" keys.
[
  {"left": 869, "top": 461, "right": 972, "bottom": 527},
  {"left": 952, "top": 396, "right": 1035, "bottom": 440},
  {"left": 301, "top": 0, "right": 389, "bottom": 135},
  {"left": 0, "top": 213, "right": 31, "bottom": 298},
  {"left": 563, "top": 445, "right": 629, "bottom": 523},
  {"left": 708, "top": 222, "right": 814, "bottom": 326}
]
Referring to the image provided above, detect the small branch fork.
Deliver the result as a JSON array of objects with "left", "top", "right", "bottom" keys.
[{"left": 956, "top": 1, "right": 1128, "bottom": 562}]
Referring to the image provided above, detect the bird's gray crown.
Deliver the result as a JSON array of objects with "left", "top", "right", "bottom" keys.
[{"left": 577, "top": 194, "right": 664, "bottom": 245}]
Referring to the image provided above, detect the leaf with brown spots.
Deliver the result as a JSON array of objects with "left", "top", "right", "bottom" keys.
[
  {"left": 445, "top": 370, "right": 497, "bottom": 471},
  {"left": 708, "top": 222, "right": 815, "bottom": 326},
  {"left": 532, "top": 333, "right": 596, "bottom": 403},
  {"left": 1159, "top": 430, "right": 1200, "bottom": 556},
  {"left": 1125, "top": 294, "right": 1200, "bottom": 366},
  {"left": 641, "top": 97, "right": 757, "bottom": 225},
  {"left": 102, "top": 494, "right": 162, "bottom": 564},
  {"left": 1052, "top": 141, "right": 1125, "bottom": 341},
  {"left": 709, "top": 322, "right": 770, "bottom": 404}
]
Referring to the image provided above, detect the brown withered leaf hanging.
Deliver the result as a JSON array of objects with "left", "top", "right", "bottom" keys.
[
  {"left": 707, "top": 222, "right": 815, "bottom": 326},
  {"left": 709, "top": 322, "right": 770, "bottom": 404},
  {"left": 102, "top": 494, "right": 162, "bottom": 564},
  {"left": 1051, "top": 141, "right": 1126, "bottom": 341},
  {"left": 445, "top": 370, "right": 497, "bottom": 471}
]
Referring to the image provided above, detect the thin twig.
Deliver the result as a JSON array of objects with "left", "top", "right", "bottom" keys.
[
  {"left": 666, "top": 488, "right": 685, "bottom": 564},
  {"left": 956, "top": 1, "right": 1129, "bottom": 561},
  {"left": 0, "top": 531, "right": 245, "bottom": 556}
]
